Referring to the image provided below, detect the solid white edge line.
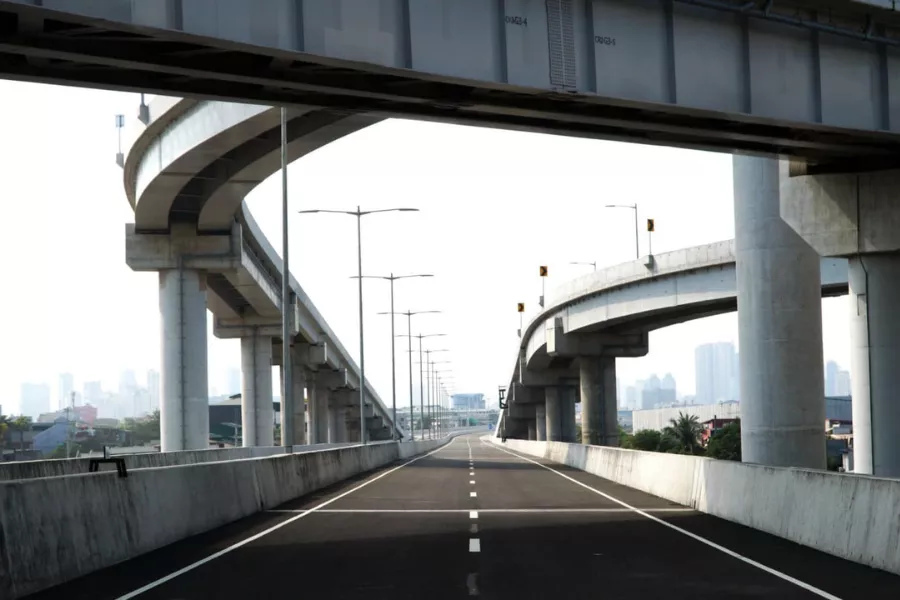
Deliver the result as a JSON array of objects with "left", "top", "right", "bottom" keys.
[
  {"left": 469, "top": 538, "right": 481, "bottom": 553},
  {"left": 114, "top": 438, "right": 456, "bottom": 600},
  {"left": 484, "top": 441, "right": 842, "bottom": 600}
]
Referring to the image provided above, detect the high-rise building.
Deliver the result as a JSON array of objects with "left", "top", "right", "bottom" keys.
[
  {"left": 695, "top": 342, "right": 738, "bottom": 405},
  {"left": 451, "top": 393, "right": 485, "bottom": 410},
  {"left": 20, "top": 382, "right": 50, "bottom": 418},
  {"left": 147, "top": 369, "right": 161, "bottom": 413},
  {"left": 58, "top": 373, "right": 74, "bottom": 411},
  {"left": 825, "top": 360, "right": 840, "bottom": 396},
  {"left": 625, "top": 386, "right": 638, "bottom": 410},
  {"left": 119, "top": 369, "right": 138, "bottom": 397},
  {"left": 226, "top": 367, "right": 241, "bottom": 396},
  {"left": 835, "top": 369, "right": 851, "bottom": 396}
]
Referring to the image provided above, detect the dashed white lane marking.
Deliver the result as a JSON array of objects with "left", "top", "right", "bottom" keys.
[
  {"left": 470, "top": 524, "right": 479, "bottom": 534},
  {"left": 470, "top": 480, "right": 476, "bottom": 484},
  {"left": 469, "top": 538, "right": 481, "bottom": 553},
  {"left": 470, "top": 492, "right": 477, "bottom": 498},
  {"left": 486, "top": 442, "right": 842, "bottom": 600},
  {"left": 114, "top": 440, "right": 457, "bottom": 600},
  {"left": 266, "top": 508, "right": 694, "bottom": 514},
  {"left": 470, "top": 471, "right": 475, "bottom": 476}
]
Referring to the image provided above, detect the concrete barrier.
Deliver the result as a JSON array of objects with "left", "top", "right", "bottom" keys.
[
  {"left": 0, "top": 436, "right": 451, "bottom": 598},
  {"left": 491, "top": 438, "right": 900, "bottom": 576},
  {"left": 0, "top": 442, "right": 369, "bottom": 482}
]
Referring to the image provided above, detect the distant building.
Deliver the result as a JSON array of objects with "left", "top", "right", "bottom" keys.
[
  {"left": 825, "top": 361, "right": 839, "bottom": 396},
  {"left": 695, "top": 342, "right": 738, "bottom": 405},
  {"left": 625, "top": 386, "right": 638, "bottom": 410},
  {"left": 451, "top": 393, "right": 485, "bottom": 410},
  {"left": 147, "top": 369, "right": 161, "bottom": 413},
  {"left": 59, "top": 373, "right": 74, "bottom": 411},
  {"left": 835, "top": 369, "right": 851, "bottom": 396}
]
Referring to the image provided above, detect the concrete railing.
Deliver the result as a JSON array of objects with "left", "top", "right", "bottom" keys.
[
  {"left": 0, "top": 435, "right": 460, "bottom": 598},
  {"left": 490, "top": 438, "right": 900, "bottom": 577}
]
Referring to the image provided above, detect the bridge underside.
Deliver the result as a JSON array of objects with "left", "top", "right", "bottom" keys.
[{"left": 3, "top": 0, "right": 900, "bottom": 170}]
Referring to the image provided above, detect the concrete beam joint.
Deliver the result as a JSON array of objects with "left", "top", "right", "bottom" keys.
[{"left": 125, "top": 222, "right": 241, "bottom": 272}]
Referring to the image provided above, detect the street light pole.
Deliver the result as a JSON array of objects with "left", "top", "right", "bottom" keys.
[
  {"left": 605, "top": 203, "right": 639, "bottom": 259},
  {"left": 388, "top": 310, "right": 441, "bottom": 440},
  {"left": 297, "top": 206, "right": 418, "bottom": 444},
  {"left": 360, "top": 274, "right": 433, "bottom": 440},
  {"left": 279, "top": 107, "right": 294, "bottom": 448}
]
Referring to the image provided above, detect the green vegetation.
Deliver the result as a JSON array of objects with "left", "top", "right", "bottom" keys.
[
  {"left": 663, "top": 413, "right": 704, "bottom": 455},
  {"left": 706, "top": 420, "right": 741, "bottom": 461},
  {"left": 121, "top": 410, "right": 160, "bottom": 445}
]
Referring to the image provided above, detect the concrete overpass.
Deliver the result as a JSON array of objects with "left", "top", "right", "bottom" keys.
[
  {"left": 500, "top": 240, "right": 849, "bottom": 440},
  {"left": 125, "top": 96, "right": 400, "bottom": 449},
  {"left": 3, "top": 0, "right": 900, "bottom": 168}
]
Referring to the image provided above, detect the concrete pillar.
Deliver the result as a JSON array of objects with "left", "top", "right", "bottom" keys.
[
  {"left": 328, "top": 406, "right": 348, "bottom": 443},
  {"left": 545, "top": 388, "right": 562, "bottom": 442},
  {"left": 241, "top": 333, "right": 274, "bottom": 447},
  {"left": 733, "top": 156, "right": 825, "bottom": 469},
  {"left": 306, "top": 377, "right": 321, "bottom": 444},
  {"left": 535, "top": 403, "right": 547, "bottom": 441},
  {"left": 289, "top": 356, "right": 306, "bottom": 445},
  {"left": 315, "top": 387, "right": 330, "bottom": 443},
  {"left": 848, "top": 256, "right": 900, "bottom": 476},
  {"left": 580, "top": 357, "right": 618, "bottom": 446},
  {"left": 527, "top": 421, "right": 537, "bottom": 440},
  {"left": 158, "top": 268, "right": 209, "bottom": 451},
  {"left": 560, "top": 387, "right": 577, "bottom": 442}
]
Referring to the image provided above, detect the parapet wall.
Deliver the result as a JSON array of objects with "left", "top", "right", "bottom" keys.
[
  {"left": 0, "top": 437, "right": 448, "bottom": 598},
  {"left": 491, "top": 438, "right": 900, "bottom": 576}
]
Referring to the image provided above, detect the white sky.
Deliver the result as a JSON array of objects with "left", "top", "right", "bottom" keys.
[{"left": 0, "top": 81, "right": 850, "bottom": 413}]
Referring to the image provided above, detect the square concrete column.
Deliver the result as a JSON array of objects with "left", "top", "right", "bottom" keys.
[
  {"left": 734, "top": 156, "right": 825, "bottom": 469},
  {"left": 241, "top": 332, "right": 274, "bottom": 447},
  {"left": 306, "top": 373, "right": 320, "bottom": 444},
  {"left": 315, "top": 387, "right": 330, "bottom": 444},
  {"left": 545, "top": 387, "right": 562, "bottom": 442},
  {"left": 328, "top": 406, "right": 348, "bottom": 443},
  {"left": 535, "top": 403, "right": 547, "bottom": 441},
  {"left": 560, "top": 387, "right": 577, "bottom": 443},
  {"left": 289, "top": 354, "right": 307, "bottom": 445},
  {"left": 158, "top": 268, "right": 209, "bottom": 451},
  {"left": 580, "top": 357, "right": 618, "bottom": 446},
  {"left": 527, "top": 421, "right": 537, "bottom": 440}
]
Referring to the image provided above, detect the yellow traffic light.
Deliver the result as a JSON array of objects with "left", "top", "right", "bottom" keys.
[
  {"left": 647, "top": 218, "right": 655, "bottom": 232},
  {"left": 517, "top": 303, "right": 525, "bottom": 313},
  {"left": 539, "top": 265, "right": 548, "bottom": 277}
]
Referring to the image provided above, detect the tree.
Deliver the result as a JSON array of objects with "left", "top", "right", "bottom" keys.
[
  {"left": 631, "top": 429, "right": 662, "bottom": 451},
  {"left": 663, "top": 412, "right": 704, "bottom": 455},
  {"left": 8, "top": 416, "right": 32, "bottom": 450},
  {"left": 706, "top": 420, "right": 741, "bottom": 461},
  {"left": 122, "top": 410, "right": 160, "bottom": 445},
  {"left": 618, "top": 425, "right": 633, "bottom": 448}
]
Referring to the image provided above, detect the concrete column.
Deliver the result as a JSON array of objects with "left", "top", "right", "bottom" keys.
[
  {"left": 290, "top": 356, "right": 306, "bottom": 445},
  {"left": 241, "top": 333, "right": 274, "bottom": 447},
  {"left": 158, "top": 268, "right": 209, "bottom": 451},
  {"left": 848, "top": 256, "right": 900, "bottom": 476},
  {"left": 580, "top": 357, "right": 618, "bottom": 446},
  {"left": 545, "top": 388, "right": 562, "bottom": 442},
  {"left": 535, "top": 403, "right": 547, "bottom": 441},
  {"left": 527, "top": 421, "right": 537, "bottom": 440},
  {"left": 733, "top": 156, "right": 825, "bottom": 469},
  {"left": 328, "top": 406, "right": 348, "bottom": 443},
  {"left": 315, "top": 387, "right": 330, "bottom": 443},
  {"left": 560, "top": 387, "right": 577, "bottom": 443},
  {"left": 307, "top": 376, "right": 319, "bottom": 444}
]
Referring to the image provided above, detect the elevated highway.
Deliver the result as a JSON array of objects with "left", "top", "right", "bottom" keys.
[
  {"left": 125, "top": 95, "right": 399, "bottom": 448},
  {"left": 501, "top": 240, "right": 848, "bottom": 437},
  {"left": 4, "top": 0, "right": 900, "bottom": 168}
]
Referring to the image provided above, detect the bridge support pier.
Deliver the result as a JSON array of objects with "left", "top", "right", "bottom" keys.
[
  {"left": 579, "top": 357, "right": 618, "bottom": 446},
  {"left": 545, "top": 388, "right": 562, "bottom": 442},
  {"left": 535, "top": 404, "right": 546, "bottom": 441},
  {"left": 289, "top": 354, "right": 307, "bottom": 446},
  {"left": 781, "top": 165, "right": 900, "bottom": 476},
  {"left": 560, "top": 387, "right": 577, "bottom": 443},
  {"left": 733, "top": 155, "right": 825, "bottom": 469},
  {"left": 241, "top": 333, "right": 274, "bottom": 447},
  {"left": 329, "top": 406, "right": 347, "bottom": 443},
  {"left": 158, "top": 268, "right": 210, "bottom": 452},
  {"left": 314, "top": 387, "right": 330, "bottom": 444}
]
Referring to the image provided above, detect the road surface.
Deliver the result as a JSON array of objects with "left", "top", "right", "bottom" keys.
[{"left": 31, "top": 434, "right": 900, "bottom": 599}]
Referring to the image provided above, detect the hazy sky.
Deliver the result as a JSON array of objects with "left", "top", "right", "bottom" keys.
[{"left": 0, "top": 81, "right": 850, "bottom": 413}]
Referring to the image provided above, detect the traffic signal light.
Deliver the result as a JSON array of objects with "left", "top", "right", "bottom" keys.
[
  {"left": 517, "top": 303, "right": 525, "bottom": 313},
  {"left": 647, "top": 218, "right": 655, "bottom": 232},
  {"left": 539, "top": 265, "right": 548, "bottom": 277}
]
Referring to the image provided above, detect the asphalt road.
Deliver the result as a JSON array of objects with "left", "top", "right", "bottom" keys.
[{"left": 30, "top": 434, "right": 900, "bottom": 599}]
